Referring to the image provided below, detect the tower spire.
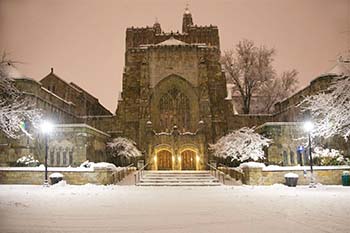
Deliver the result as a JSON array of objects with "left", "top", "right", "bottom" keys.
[
  {"left": 182, "top": 3, "right": 193, "bottom": 33},
  {"left": 153, "top": 17, "right": 161, "bottom": 34}
]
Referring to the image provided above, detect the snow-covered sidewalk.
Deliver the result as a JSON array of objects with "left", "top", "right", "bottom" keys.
[{"left": 0, "top": 184, "right": 349, "bottom": 233}]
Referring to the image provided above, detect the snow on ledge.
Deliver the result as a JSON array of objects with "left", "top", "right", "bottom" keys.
[
  {"left": 284, "top": 172, "right": 299, "bottom": 178},
  {"left": 0, "top": 166, "right": 94, "bottom": 172},
  {"left": 49, "top": 172, "right": 64, "bottom": 178},
  {"left": 263, "top": 165, "right": 350, "bottom": 172},
  {"left": 240, "top": 162, "right": 266, "bottom": 169}
]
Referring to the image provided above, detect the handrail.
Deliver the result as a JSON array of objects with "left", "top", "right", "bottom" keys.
[
  {"left": 218, "top": 163, "right": 244, "bottom": 175},
  {"left": 134, "top": 161, "right": 151, "bottom": 185},
  {"left": 125, "top": 163, "right": 134, "bottom": 168},
  {"left": 123, "top": 163, "right": 134, "bottom": 176},
  {"left": 218, "top": 163, "right": 245, "bottom": 183},
  {"left": 206, "top": 162, "right": 226, "bottom": 184}
]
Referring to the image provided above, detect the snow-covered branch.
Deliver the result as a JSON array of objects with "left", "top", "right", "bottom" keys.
[
  {"left": 0, "top": 57, "right": 42, "bottom": 139},
  {"left": 209, "top": 127, "right": 271, "bottom": 162},
  {"left": 300, "top": 75, "right": 350, "bottom": 141},
  {"left": 107, "top": 137, "right": 142, "bottom": 158}
]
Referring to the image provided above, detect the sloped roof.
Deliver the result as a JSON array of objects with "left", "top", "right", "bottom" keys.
[
  {"left": 322, "top": 52, "right": 350, "bottom": 77},
  {"left": 326, "top": 61, "right": 350, "bottom": 77},
  {"left": 156, "top": 37, "right": 188, "bottom": 46}
]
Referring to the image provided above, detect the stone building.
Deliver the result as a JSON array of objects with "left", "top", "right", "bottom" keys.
[
  {"left": 1, "top": 7, "right": 348, "bottom": 169},
  {"left": 113, "top": 7, "right": 230, "bottom": 170},
  {"left": 0, "top": 67, "right": 112, "bottom": 166}
]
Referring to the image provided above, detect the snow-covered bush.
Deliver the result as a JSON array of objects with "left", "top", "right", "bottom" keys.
[
  {"left": 16, "top": 155, "right": 39, "bottom": 167},
  {"left": 107, "top": 137, "right": 141, "bottom": 158},
  {"left": 210, "top": 127, "right": 271, "bottom": 162},
  {"left": 80, "top": 160, "right": 118, "bottom": 171},
  {"left": 313, "top": 146, "right": 348, "bottom": 166}
]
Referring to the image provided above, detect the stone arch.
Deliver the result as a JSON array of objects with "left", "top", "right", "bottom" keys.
[
  {"left": 179, "top": 144, "right": 200, "bottom": 170},
  {"left": 153, "top": 144, "right": 174, "bottom": 170},
  {"left": 150, "top": 74, "right": 199, "bottom": 132}
]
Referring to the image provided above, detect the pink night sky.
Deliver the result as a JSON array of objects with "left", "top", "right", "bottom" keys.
[{"left": 0, "top": 0, "right": 349, "bottom": 112}]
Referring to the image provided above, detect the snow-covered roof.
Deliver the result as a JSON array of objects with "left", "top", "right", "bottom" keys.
[
  {"left": 318, "top": 52, "right": 350, "bottom": 78},
  {"left": 156, "top": 37, "right": 188, "bottom": 46},
  {"left": 54, "top": 123, "right": 110, "bottom": 137},
  {"left": 326, "top": 61, "right": 350, "bottom": 77}
]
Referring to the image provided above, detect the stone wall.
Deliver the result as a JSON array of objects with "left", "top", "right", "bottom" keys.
[
  {"left": 0, "top": 124, "right": 110, "bottom": 167},
  {"left": 241, "top": 166, "right": 350, "bottom": 185},
  {"left": 227, "top": 114, "right": 273, "bottom": 130},
  {"left": 0, "top": 167, "right": 136, "bottom": 185},
  {"left": 40, "top": 72, "right": 112, "bottom": 117}
]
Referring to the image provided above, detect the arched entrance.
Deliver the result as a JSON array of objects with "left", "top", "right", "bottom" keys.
[
  {"left": 181, "top": 150, "right": 196, "bottom": 170},
  {"left": 157, "top": 150, "right": 173, "bottom": 170}
]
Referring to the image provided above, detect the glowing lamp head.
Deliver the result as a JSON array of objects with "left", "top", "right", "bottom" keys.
[
  {"left": 304, "top": 121, "right": 314, "bottom": 132},
  {"left": 40, "top": 121, "right": 54, "bottom": 134}
]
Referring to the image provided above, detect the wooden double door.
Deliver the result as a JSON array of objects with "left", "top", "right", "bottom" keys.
[
  {"left": 156, "top": 149, "right": 197, "bottom": 170},
  {"left": 181, "top": 150, "right": 196, "bottom": 170},
  {"left": 157, "top": 150, "right": 172, "bottom": 170}
]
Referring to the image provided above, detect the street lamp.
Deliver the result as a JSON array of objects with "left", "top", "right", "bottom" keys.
[
  {"left": 40, "top": 120, "right": 54, "bottom": 187},
  {"left": 303, "top": 121, "right": 316, "bottom": 188}
]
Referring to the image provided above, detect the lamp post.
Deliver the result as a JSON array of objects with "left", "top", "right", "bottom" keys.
[
  {"left": 40, "top": 120, "right": 54, "bottom": 187},
  {"left": 304, "top": 121, "right": 316, "bottom": 188}
]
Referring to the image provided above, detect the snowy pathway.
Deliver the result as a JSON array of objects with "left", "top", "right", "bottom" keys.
[{"left": 0, "top": 184, "right": 349, "bottom": 233}]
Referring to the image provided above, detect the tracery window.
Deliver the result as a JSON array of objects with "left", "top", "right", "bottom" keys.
[{"left": 159, "top": 88, "right": 190, "bottom": 131}]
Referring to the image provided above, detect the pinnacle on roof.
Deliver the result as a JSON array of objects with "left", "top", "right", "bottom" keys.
[
  {"left": 154, "top": 17, "right": 159, "bottom": 24},
  {"left": 182, "top": 3, "right": 193, "bottom": 33},
  {"left": 153, "top": 17, "right": 161, "bottom": 34},
  {"left": 184, "top": 3, "right": 191, "bottom": 15}
]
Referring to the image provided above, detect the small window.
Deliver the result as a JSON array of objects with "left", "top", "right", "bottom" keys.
[
  {"left": 56, "top": 151, "right": 61, "bottom": 165},
  {"left": 50, "top": 151, "right": 55, "bottom": 166},
  {"left": 69, "top": 151, "right": 73, "bottom": 165},
  {"left": 290, "top": 151, "right": 295, "bottom": 165},
  {"left": 283, "top": 151, "right": 288, "bottom": 165},
  {"left": 63, "top": 151, "right": 67, "bottom": 165}
]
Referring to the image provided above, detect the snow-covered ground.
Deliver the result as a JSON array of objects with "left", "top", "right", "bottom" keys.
[{"left": 0, "top": 184, "right": 349, "bottom": 233}]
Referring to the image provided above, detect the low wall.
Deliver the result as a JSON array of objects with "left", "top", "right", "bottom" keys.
[
  {"left": 242, "top": 166, "right": 350, "bottom": 185},
  {"left": 0, "top": 166, "right": 136, "bottom": 185}
]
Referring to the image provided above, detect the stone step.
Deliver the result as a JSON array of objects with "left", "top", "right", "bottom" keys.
[
  {"left": 137, "top": 170, "right": 220, "bottom": 186},
  {"left": 140, "top": 179, "right": 219, "bottom": 183},
  {"left": 143, "top": 175, "right": 213, "bottom": 178},
  {"left": 137, "top": 182, "right": 221, "bottom": 186},
  {"left": 144, "top": 171, "right": 210, "bottom": 173},
  {"left": 141, "top": 177, "right": 217, "bottom": 180}
]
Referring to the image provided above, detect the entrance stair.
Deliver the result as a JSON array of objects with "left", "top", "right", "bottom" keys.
[{"left": 137, "top": 171, "right": 221, "bottom": 186}]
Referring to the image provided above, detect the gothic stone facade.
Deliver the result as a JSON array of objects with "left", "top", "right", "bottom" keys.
[{"left": 115, "top": 10, "right": 231, "bottom": 170}]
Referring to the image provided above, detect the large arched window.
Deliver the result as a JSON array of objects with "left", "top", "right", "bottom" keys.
[{"left": 159, "top": 87, "right": 190, "bottom": 131}]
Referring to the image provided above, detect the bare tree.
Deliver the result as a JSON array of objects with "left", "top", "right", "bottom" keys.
[
  {"left": 259, "top": 69, "right": 299, "bottom": 113},
  {"left": 222, "top": 39, "right": 298, "bottom": 114},
  {"left": 0, "top": 55, "right": 42, "bottom": 139}
]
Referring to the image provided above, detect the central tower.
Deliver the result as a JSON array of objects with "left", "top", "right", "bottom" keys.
[{"left": 116, "top": 7, "right": 231, "bottom": 170}]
